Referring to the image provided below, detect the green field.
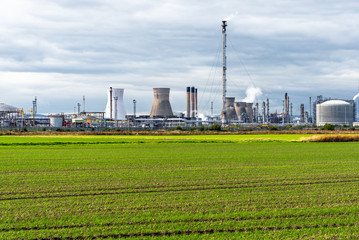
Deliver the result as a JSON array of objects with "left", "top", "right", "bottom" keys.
[{"left": 0, "top": 135, "right": 358, "bottom": 239}]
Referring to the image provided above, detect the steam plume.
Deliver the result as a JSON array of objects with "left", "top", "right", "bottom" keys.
[
  {"left": 241, "top": 87, "right": 262, "bottom": 103},
  {"left": 223, "top": 11, "right": 238, "bottom": 21}
]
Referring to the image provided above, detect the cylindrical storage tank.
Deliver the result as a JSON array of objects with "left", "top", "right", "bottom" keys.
[
  {"left": 3, "top": 120, "right": 11, "bottom": 127},
  {"left": 104, "top": 88, "right": 127, "bottom": 120},
  {"left": 224, "top": 97, "right": 238, "bottom": 121},
  {"left": 50, "top": 116, "right": 64, "bottom": 128},
  {"left": 150, "top": 88, "right": 174, "bottom": 118},
  {"left": 316, "top": 100, "right": 354, "bottom": 126}
]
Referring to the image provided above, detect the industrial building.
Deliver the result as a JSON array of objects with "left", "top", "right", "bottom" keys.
[{"left": 1, "top": 19, "right": 359, "bottom": 130}]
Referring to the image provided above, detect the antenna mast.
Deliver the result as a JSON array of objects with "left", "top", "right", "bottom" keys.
[{"left": 221, "top": 20, "right": 227, "bottom": 121}]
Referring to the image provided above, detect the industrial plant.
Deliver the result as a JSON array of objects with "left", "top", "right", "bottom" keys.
[{"left": 0, "top": 20, "right": 358, "bottom": 130}]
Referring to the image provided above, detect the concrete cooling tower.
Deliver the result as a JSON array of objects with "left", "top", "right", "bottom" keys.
[
  {"left": 222, "top": 97, "right": 238, "bottom": 121},
  {"left": 245, "top": 103, "right": 254, "bottom": 123},
  {"left": 235, "top": 102, "right": 247, "bottom": 121},
  {"left": 150, "top": 88, "right": 173, "bottom": 118},
  {"left": 104, "top": 88, "right": 126, "bottom": 120}
]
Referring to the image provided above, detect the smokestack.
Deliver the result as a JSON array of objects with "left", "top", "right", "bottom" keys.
[
  {"left": 256, "top": 102, "right": 259, "bottom": 123},
  {"left": 284, "top": 93, "right": 288, "bottom": 121},
  {"left": 191, "top": 87, "right": 195, "bottom": 118},
  {"left": 266, "top": 98, "right": 270, "bottom": 123},
  {"left": 83, "top": 96, "right": 85, "bottom": 113},
  {"left": 32, "top": 96, "right": 37, "bottom": 118},
  {"left": 195, "top": 88, "right": 198, "bottom": 118},
  {"left": 309, "top": 97, "right": 312, "bottom": 123},
  {"left": 288, "top": 96, "right": 291, "bottom": 123},
  {"left": 211, "top": 101, "right": 213, "bottom": 117},
  {"left": 186, "top": 87, "right": 190, "bottom": 118},
  {"left": 150, "top": 88, "right": 173, "bottom": 118},
  {"left": 300, "top": 104, "right": 305, "bottom": 123},
  {"left": 262, "top": 101, "right": 266, "bottom": 123},
  {"left": 77, "top": 103, "right": 81, "bottom": 115},
  {"left": 110, "top": 87, "right": 113, "bottom": 119}
]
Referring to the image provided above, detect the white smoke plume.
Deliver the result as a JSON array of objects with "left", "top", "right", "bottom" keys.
[
  {"left": 241, "top": 87, "right": 262, "bottom": 103},
  {"left": 223, "top": 11, "right": 238, "bottom": 21}
]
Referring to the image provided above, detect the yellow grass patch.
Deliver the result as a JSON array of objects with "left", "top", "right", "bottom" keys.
[{"left": 301, "top": 134, "right": 359, "bottom": 142}]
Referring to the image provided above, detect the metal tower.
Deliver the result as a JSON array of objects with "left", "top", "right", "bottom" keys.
[{"left": 221, "top": 20, "right": 227, "bottom": 121}]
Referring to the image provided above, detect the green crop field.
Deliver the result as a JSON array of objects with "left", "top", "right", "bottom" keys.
[{"left": 0, "top": 134, "right": 358, "bottom": 239}]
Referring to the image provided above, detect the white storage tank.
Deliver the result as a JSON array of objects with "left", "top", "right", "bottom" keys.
[
  {"left": 316, "top": 100, "right": 355, "bottom": 126},
  {"left": 50, "top": 116, "right": 64, "bottom": 128}
]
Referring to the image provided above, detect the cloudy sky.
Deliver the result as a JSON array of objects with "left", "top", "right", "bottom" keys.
[{"left": 1, "top": 0, "right": 359, "bottom": 115}]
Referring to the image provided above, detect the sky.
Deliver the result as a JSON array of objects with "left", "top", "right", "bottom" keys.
[{"left": 1, "top": 0, "right": 359, "bottom": 115}]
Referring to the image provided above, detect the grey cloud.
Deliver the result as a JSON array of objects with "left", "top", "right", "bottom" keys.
[{"left": 1, "top": 0, "right": 359, "bottom": 114}]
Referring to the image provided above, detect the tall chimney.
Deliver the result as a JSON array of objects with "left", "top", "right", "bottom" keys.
[
  {"left": 284, "top": 93, "right": 288, "bottom": 118},
  {"left": 195, "top": 88, "right": 198, "bottom": 118},
  {"left": 191, "top": 87, "right": 195, "bottom": 118},
  {"left": 262, "top": 101, "right": 266, "bottom": 123},
  {"left": 266, "top": 98, "right": 270, "bottom": 123},
  {"left": 309, "top": 97, "right": 312, "bottom": 123},
  {"left": 287, "top": 96, "right": 290, "bottom": 122},
  {"left": 300, "top": 104, "right": 305, "bottom": 123},
  {"left": 186, "top": 87, "right": 190, "bottom": 118},
  {"left": 110, "top": 87, "right": 113, "bottom": 119},
  {"left": 83, "top": 96, "right": 85, "bottom": 113}
]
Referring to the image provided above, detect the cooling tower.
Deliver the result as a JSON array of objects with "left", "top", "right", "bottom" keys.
[
  {"left": 245, "top": 103, "right": 254, "bottom": 123},
  {"left": 223, "top": 97, "right": 238, "bottom": 121},
  {"left": 150, "top": 88, "right": 173, "bottom": 118},
  {"left": 104, "top": 88, "right": 126, "bottom": 120},
  {"left": 235, "top": 102, "right": 247, "bottom": 121}
]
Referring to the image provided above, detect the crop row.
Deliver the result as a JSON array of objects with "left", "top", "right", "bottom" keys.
[
  {"left": 1, "top": 137, "right": 359, "bottom": 238},
  {"left": 2, "top": 215, "right": 358, "bottom": 239}
]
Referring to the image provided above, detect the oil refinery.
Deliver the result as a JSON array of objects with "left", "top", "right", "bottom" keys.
[{"left": 0, "top": 20, "right": 357, "bottom": 130}]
